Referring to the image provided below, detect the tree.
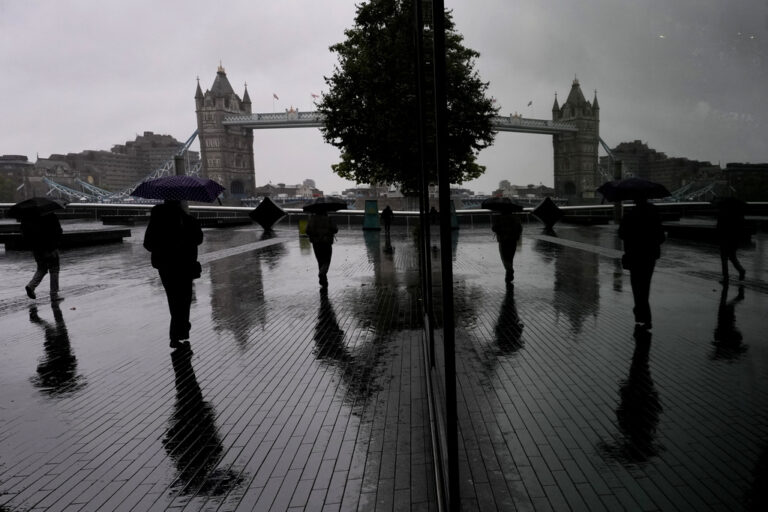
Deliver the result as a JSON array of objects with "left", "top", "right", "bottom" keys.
[{"left": 318, "top": 0, "right": 498, "bottom": 194}]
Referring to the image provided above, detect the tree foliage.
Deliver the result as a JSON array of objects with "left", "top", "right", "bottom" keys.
[{"left": 318, "top": 0, "right": 498, "bottom": 194}]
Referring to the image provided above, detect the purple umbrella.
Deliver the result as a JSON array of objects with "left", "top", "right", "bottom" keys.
[{"left": 130, "top": 176, "right": 225, "bottom": 203}]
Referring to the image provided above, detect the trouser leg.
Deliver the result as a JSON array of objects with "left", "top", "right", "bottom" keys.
[
  {"left": 27, "top": 251, "right": 49, "bottom": 291},
  {"left": 160, "top": 271, "right": 193, "bottom": 341},
  {"left": 498, "top": 242, "right": 517, "bottom": 283},
  {"left": 630, "top": 262, "right": 655, "bottom": 324},
  {"left": 313, "top": 243, "right": 333, "bottom": 283},
  {"left": 48, "top": 251, "right": 60, "bottom": 294}
]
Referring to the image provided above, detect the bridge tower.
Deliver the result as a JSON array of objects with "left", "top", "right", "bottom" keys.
[
  {"left": 552, "top": 78, "right": 599, "bottom": 203},
  {"left": 195, "top": 65, "right": 255, "bottom": 204}
]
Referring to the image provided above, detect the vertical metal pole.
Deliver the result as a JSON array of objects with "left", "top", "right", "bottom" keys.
[{"left": 432, "top": 0, "right": 459, "bottom": 509}]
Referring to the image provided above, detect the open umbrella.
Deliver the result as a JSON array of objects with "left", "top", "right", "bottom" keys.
[
  {"left": 597, "top": 177, "right": 670, "bottom": 202},
  {"left": 303, "top": 196, "right": 348, "bottom": 214},
  {"left": 249, "top": 197, "right": 286, "bottom": 229},
  {"left": 481, "top": 197, "right": 524, "bottom": 213},
  {"left": 8, "top": 197, "right": 66, "bottom": 219},
  {"left": 130, "top": 176, "right": 225, "bottom": 203}
]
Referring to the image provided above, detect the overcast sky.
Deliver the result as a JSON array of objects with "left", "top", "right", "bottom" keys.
[{"left": 1, "top": 0, "right": 766, "bottom": 195}]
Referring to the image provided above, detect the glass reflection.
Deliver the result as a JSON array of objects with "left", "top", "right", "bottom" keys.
[
  {"left": 163, "top": 350, "right": 243, "bottom": 495},
  {"left": 29, "top": 302, "right": 86, "bottom": 397}
]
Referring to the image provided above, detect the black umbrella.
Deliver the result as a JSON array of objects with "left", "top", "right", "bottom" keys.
[
  {"left": 712, "top": 196, "right": 747, "bottom": 213},
  {"left": 481, "top": 197, "right": 524, "bottom": 213},
  {"left": 597, "top": 177, "right": 671, "bottom": 202},
  {"left": 8, "top": 197, "right": 66, "bottom": 219},
  {"left": 302, "top": 196, "right": 348, "bottom": 214},
  {"left": 249, "top": 197, "right": 286, "bottom": 229},
  {"left": 130, "top": 175, "right": 225, "bottom": 203}
]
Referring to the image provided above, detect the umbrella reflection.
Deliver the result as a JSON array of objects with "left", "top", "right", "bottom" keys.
[
  {"left": 29, "top": 303, "right": 86, "bottom": 397},
  {"left": 603, "top": 328, "right": 662, "bottom": 463},
  {"left": 711, "top": 284, "right": 747, "bottom": 361},
  {"left": 163, "top": 350, "right": 243, "bottom": 495}
]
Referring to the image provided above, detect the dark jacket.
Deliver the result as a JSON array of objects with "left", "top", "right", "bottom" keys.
[
  {"left": 492, "top": 213, "right": 522, "bottom": 243},
  {"left": 143, "top": 203, "right": 203, "bottom": 272},
  {"left": 21, "top": 214, "right": 63, "bottom": 252},
  {"left": 306, "top": 215, "right": 338, "bottom": 245},
  {"left": 618, "top": 203, "right": 665, "bottom": 261}
]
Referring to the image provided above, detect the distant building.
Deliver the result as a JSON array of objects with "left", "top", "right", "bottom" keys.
[
  {"left": 195, "top": 65, "right": 255, "bottom": 204},
  {"left": 724, "top": 163, "right": 768, "bottom": 201},
  {"left": 552, "top": 79, "right": 600, "bottom": 203},
  {"left": 253, "top": 182, "right": 322, "bottom": 200},
  {"left": 0, "top": 155, "right": 34, "bottom": 202}
]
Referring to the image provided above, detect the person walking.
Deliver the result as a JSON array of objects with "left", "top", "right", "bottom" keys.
[
  {"left": 492, "top": 211, "right": 523, "bottom": 285},
  {"left": 618, "top": 198, "right": 665, "bottom": 330},
  {"left": 22, "top": 212, "right": 63, "bottom": 301},
  {"left": 144, "top": 200, "right": 203, "bottom": 350},
  {"left": 306, "top": 211, "right": 338, "bottom": 289},
  {"left": 381, "top": 205, "right": 394, "bottom": 236},
  {"left": 716, "top": 199, "right": 746, "bottom": 283}
]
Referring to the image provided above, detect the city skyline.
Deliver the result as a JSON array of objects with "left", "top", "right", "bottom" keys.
[{"left": 1, "top": 0, "right": 766, "bottom": 195}]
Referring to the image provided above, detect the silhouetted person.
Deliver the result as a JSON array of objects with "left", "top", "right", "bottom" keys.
[
  {"left": 615, "top": 327, "right": 662, "bottom": 462},
  {"left": 429, "top": 206, "right": 439, "bottom": 225},
  {"left": 494, "top": 286, "right": 524, "bottom": 354},
  {"left": 711, "top": 284, "right": 747, "bottom": 360},
  {"left": 29, "top": 302, "right": 84, "bottom": 396},
  {"left": 163, "top": 349, "right": 241, "bottom": 495},
  {"left": 618, "top": 198, "right": 665, "bottom": 330},
  {"left": 21, "top": 212, "right": 63, "bottom": 301},
  {"left": 381, "top": 205, "right": 394, "bottom": 235},
  {"left": 306, "top": 212, "right": 338, "bottom": 289},
  {"left": 491, "top": 212, "right": 522, "bottom": 285},
  {"left": 716, "top": 199, "right": 747, "bottom": 282},
  {"left": 144, "top": 200, "right": 203, "bottom": 350}
]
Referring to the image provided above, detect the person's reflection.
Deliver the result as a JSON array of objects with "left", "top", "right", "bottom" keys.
[
  {"left": 314, "top": 290, "right": 380, "bottom": 403},
  {"left": 314, "top": 289, "right": 349, "bottom": 362},
  {"left": 711, "top": 284, "right": 747, "bottom": 360},
  {"left": 494, "top": 286, "right": 524, "bottom": 355},
  {"left": 29, "top": 303, "right": 85, "bottom": 396},
  {"left": 163, "top": 350, "right": 242, "bottom": 495},
  {"left": 614, "top": 327, "right": 662, "bottom": 462},
  {"left": 383, "top": 231, "right": 394, "bottom": 256}
]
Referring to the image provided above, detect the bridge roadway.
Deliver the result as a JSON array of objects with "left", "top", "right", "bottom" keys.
[
  {"left": 222, "top": 111, "right": 578, "bottom": 135},
  {"left": 0, "top": 220, "right": 767, "bottom": 511}
]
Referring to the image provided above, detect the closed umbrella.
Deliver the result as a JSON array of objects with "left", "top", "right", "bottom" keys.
[{"left": 130, "top": 176, "right": 225, "bottom": 203}]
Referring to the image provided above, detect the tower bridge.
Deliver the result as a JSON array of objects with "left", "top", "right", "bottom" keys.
[{"left": 196, "top": 66, "right": 602, "bottom": 205}]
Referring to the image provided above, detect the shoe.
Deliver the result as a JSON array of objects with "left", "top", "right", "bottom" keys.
[
  {"left": 25, "top": 286, "right": 36, "bottom": 299},
  {"left": 319, "top": 275, "right": 328, "bottom": 288},
  {"left": 739, "top": 270, "right": 746, "bottom": 281},
  {"left": 170, "top": 340, "right": 184, "bottom": 349}
]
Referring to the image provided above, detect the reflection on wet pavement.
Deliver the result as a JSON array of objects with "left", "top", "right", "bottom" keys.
[{"left": 0, "top": 220, "right": 767, "bottom": 511}]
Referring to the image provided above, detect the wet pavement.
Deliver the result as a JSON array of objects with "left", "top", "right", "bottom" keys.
[{"left": 1, "top": 219, "right": 767, "bottom": 511}]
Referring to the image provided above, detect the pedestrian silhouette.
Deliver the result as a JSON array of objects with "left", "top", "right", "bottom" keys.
[
  {"left": 305, "top": 212, "right": 338, "bottom": 289},
  {"left": 429, "top": 206, "right": 439, "bottom": 225},
  {"left": 381, "top": 205, "right": 394, "bottom": 235},
  {"left": 716, "top": 198, "right": 747, "bottom": 283},
  {"left": 29, "top": 302, "right": 85, "bottom": 396},
  {"left": 21, "top": 212, "right": 63, "bottom": 301},
  {"left": 618, "top": 198, "right": 665, "bottom": 330},
  {"left": 711, "top": 284, "right": 747, "bottom": 360},
  {"left": 163, "top": 349, "right": 242, "bottom": 495},
  {"left": 144, "top": 200, "right": 203, "bottom": 350},
  {"left": 491, "top": 211, "right": 522, "bottom": 285}
]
